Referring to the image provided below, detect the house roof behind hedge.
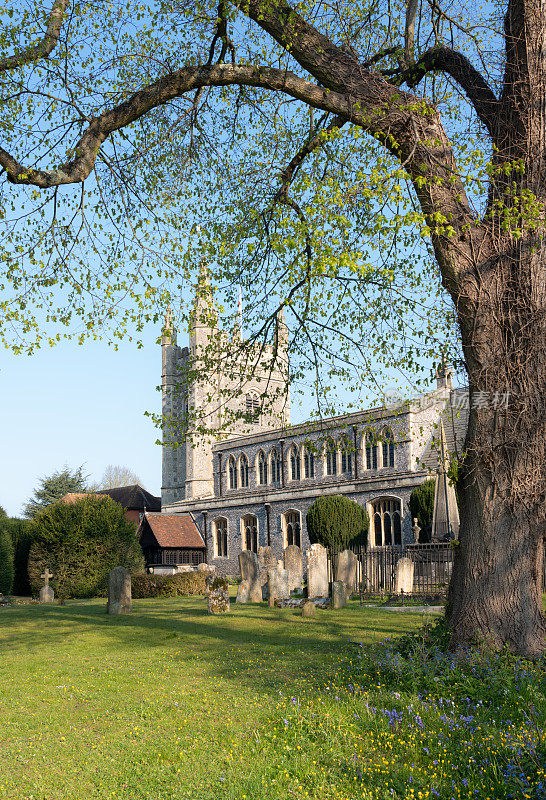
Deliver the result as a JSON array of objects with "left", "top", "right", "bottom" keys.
[
  {"left": 96, "top": 485, "right": 161, "bottom": 512},
  {"left": 139, "top": 513, "right": 205, "bottom": 549}
]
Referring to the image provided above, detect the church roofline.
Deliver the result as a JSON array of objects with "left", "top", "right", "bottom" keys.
[{"left": 211, "top": 386, "right": 463, "bottom": 452}]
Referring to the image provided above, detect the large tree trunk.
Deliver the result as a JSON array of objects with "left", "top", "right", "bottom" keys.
[{"left": 446, "top": 237, "right": 546, "bottom": 656}]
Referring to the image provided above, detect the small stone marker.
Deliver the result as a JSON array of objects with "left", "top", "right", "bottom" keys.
[
  {"left": 107, "top": 566, "right": 132, "bottom": 614},
  {"left": 336, "top": 550, "right": 357, "bottom": 595},
  {"left": 332, "top": 580, "right": 347, "bottom": 609},
  {"left": 394, "top": 557, "right": 415, "bottom": 595},
  {"left": 39, "top": 568, "right": 55, "bottom": 603},
  {"left": 306, "top": 543, "right": 329, "bottom": 598},
  {"left": 237, "top": 551, "right": 262, "bottom": 603},
  {"left": 283, "top": 545, "right": 304, "bottom": 593},
  {"left": 412, "top": 517, "right": 421, "bottom": 543},
  {"left": 302, "top": 600, "right": 316, "bottom": 618},
  {"left": 208, "top": 577, "right": 230, "bottom": 614}
]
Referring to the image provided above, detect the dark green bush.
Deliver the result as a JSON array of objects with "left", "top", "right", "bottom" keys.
[
  {"left": 409, "top": 479, "right": 436, "bottom": 542},
  {"left": 0, "top": 526, "right": 14, "bottom": 594},
  {"left": 27, "top": 495, "right": 143, "bottom": 598},
  {"left": 306, "top": 495, "right": 369, "bottom": 551},
  {"left": 2, "top": 517, "right": 34, "bottom": 595},
  {"left": 131, "top": 571, "right": 207, "bottom": 599}
]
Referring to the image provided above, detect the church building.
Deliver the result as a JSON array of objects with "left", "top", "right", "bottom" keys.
[{"left": 159, "top": 271, "right": 468, "bottom": 577}]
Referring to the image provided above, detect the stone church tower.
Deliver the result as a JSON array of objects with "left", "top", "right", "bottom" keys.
[{"left": 161, "top": 268, "right": 290, "bottom": 506}]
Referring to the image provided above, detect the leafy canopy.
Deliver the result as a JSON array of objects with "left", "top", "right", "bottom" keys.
[{"left": 23, "top": 466, "right": 89, "bottom": 519}]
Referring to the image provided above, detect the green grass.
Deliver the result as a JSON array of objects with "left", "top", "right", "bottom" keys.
[{"left": 0, "top": 597, "right": 544, "bottom": 800}]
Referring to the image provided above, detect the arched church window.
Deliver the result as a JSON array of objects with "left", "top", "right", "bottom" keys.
[
  {"left": 214, "top": 518, "right": 228, "bottom": 558},
  {"left": 289, "top": 446, "right": 300, "bottom": 481},
  {"left": 228, "top": 456, "right": 237, "bottom": 489},
  {"left": 370, "top": 497, "right": 402, "bottom": 547},
  {"left": 239, "top": 454, "right": 249, "bottom": 488},
  {"left": 303, "top": 447, "right": 315, "bottom": 479},
  {"left": 284, "top": 511, "right": 301, "bottom": 548},
  {"left": 364, "top": 432, "right": 378, "bottom": 470},
  {"left": 242, "top": 514, "right": 258, "bottom": 552},
  {"left": 271, "top": 448, "right": 282, "bottom": 484},
  {"left": 341, "top": 439, "right": 352, "bottom": 474},
  {"left": 326, "top": 439, "right": 338, "bottom": 476},
  {"left": 245, "top": 391, "right": 261, "bottom": 424},
  {"left": 381, "top": 427, "right": 395, "bottom": 468},
  {"left": 258, "top": 450, "right": 268, "bottom": 485}
]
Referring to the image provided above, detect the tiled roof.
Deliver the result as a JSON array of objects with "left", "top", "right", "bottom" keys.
[
  {"left": 97, "top": 485, "right": 161, "bottom": 512},
  {"left": 60, "top": 492, "right": 95, "bottom": 504},
  {"left": 139, "top": 513, "right": 205, "bottom": 549}
]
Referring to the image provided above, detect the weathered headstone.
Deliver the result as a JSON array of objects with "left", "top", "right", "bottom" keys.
[
  {"left": 268, "top": 564, "right": 290, "bottom": 600},
  {"left": 208, "top": 577, "right": 230, "bottom": 614},
  {"left": 197, "top": 562, "right": 214, "bottom": 573},
  {"left": 237, "top": 551, "right": 262, "bottom": 603},
  {"left": 302, "top": 600, "right": 316, "bottom": 618},
  {"left": 336, "top": 550, "right": 357, "bottom": 595},
  {"left": 39, "top": 568, "right": 55, "bottom": 603},
  {"left": 332, "top": 580, "right": 347, "bottom": 609},
  {"left": 306, "top": 543, "right": 329, "bottom": 598},
  {"left": 107, "top": 566, "right": 132, "bottom": 614},
  {"left": 394, "top": 557, "right": 414, "bottom": 594},
  {"left": 283, "top": 545, "right": 304, "bottom": 593},
  {"left": 258, "top": 546, "right": 277, "bottom": 599}
]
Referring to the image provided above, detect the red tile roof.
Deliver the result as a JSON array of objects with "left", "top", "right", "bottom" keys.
[{"left": 140, "top": 513, "right": 205, "bottom": 549}]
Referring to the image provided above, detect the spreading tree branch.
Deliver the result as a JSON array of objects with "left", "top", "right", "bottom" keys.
[{"left": 0, "top": 0, "right": 69, "bottom": 72}]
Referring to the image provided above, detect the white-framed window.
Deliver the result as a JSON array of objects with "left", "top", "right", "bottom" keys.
[
  {"left": 214, "top": 517, "right": 228, "bottom": 558},
  {"left": 381, "top": 427, "right": 395, "bottom": 468},
  {"left": 228, "top": 455, "right": 238, "bottom": 489},
  {"left": 303, "top": 446, "right": 315, "bottom": 478},
  {"left": 271, "top": 448, "right": 282, "bottom": 484},
  {"left": 245, "top": 391, "right": 261, "bottom": 424},
  {"left": 370, "top": 497, "right": 402, "bottom": 547},
  {"left": 283, "top": 510, "right": 301, "bottom": 548},
  {"left": 239, "top": 453, "right": 249, "bottom": 488},
  {"left": 289, "top": 445, "right": 300, "bottom": 481},
  {"left": 325, "top": 439, "right": 338, "bottom": 476},
  {"left": 257, "top": 450, "right": 268, "bottom": 485},
  {"left": 242, "top": 514, "right": 258, "bottom": 552}
]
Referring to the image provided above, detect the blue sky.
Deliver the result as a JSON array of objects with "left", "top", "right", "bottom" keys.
[{"left": 0, "top": 333, "right": 163, "bottom": 517}]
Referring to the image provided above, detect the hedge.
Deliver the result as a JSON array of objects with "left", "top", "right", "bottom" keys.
[
  {"left": 0, "top": 526, "right": 14, "bottom": 595},
  {"left": 131, "top": 572, "right": 208, "bottom": 598},
  {"left": 306, "top": 495, "right": 369, "bottom": 550}
]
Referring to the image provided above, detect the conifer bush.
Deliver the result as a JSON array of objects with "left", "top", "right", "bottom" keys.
[
  {"left": 306, "top": 495, "right": 368, "bottom": 551},
  {"left": 27, "top": 495, "right": 143, "bottom": 598},
  {"left": 0, "top": 526, "right": 14, "bottom": 594},
  {"left": 409, "top": 478, "right": 436, "bottom": 542}
]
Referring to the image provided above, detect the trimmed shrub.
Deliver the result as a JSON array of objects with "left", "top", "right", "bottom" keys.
[
  {"left": 0, "top": 526, "right": 14, "bottom": 594},
  {"left": 306, "top": 495, "right": 369, "bottom": 551},
  {"left": 131, "top": 571, "right": 207, "bottom": 599},
  {"left": 27, "top": 495, "right": 143, "bottom": 598},
  {"left": 3, "top": 517, "right": 34, "bottom": 595},
  {"left": 409, "top": 478, "right": 436, "bottom": 542}
]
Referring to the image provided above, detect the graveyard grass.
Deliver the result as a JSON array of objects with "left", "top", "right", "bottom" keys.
[{"left": 1, "top": 598, "right": 544, "bottom": 800}]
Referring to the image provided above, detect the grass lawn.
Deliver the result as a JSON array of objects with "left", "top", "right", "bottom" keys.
[{"left": 0, "top": 596, "right": 544, "bottom": 800}]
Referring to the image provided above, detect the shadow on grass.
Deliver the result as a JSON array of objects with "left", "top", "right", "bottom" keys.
[{"left": 0, "top": 598, "right": 422, "bottom": 695}]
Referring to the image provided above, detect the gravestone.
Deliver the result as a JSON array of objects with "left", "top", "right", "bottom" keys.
[
  {"left": 107, "top": 566, "right": 132, "bottom": 614},
  {"left": 197, "top": 562, "right": 214, "bottom": 573},
  {"left": 283, "top": 545, "right": 304, "bottom": 593},
  {"left": 412, "top": 518, "right": 421, "bottom": 543},
  {"left": 268, "top": 563, "right": 290, "bottom": 601},
  {"left": 306, "top": 543, "right": 329, "bottom": 598},
  {"left": 394, "top": 557, "right": 415, "bottom": 594},
  {"left": 332, "top": 580, "right": 347, "bottom": 609},
  {"left": 237, "top": 551, "right": 262, "bottom": 603},
  {"left": 39, "top": 568, "right": 55, "bottom": 603},
  {"left": 258, "top": 546, "right": 277, "bottom": 599},
  {"left": 302, "top": 600, "right": 316, "bottom": 619},
  {"left": 336, "top": 550, "right": 357, "bottom": 595},
  {"left": 208, "top": 577, "right": 230, "bottom": 613}
]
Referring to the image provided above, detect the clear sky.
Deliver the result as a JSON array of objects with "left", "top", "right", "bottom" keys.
[{"left": 0, "top": 332, "right": 164, "bottom": 517}]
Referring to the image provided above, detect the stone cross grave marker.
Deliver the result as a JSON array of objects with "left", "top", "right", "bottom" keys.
[{"left": 39, "top": 568, "right": 55, "bottom": 603}]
